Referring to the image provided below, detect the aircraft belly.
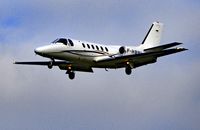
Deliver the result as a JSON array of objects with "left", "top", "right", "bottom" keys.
[
  {"left": 50, "top": 52, "right": 95, "bottom": 63},
  {"left": 93, "top": 60, "right": 124, "bottom": 68},
  {"left": 52, "top": 52, "right": 120, "bottom": 68},
  {"left": 42, "top": 51, "right": 158, "bottom": 69}
]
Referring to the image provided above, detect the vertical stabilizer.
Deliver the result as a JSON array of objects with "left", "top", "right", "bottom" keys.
[{"left": 141, "top": 22, "right": 163, "bottom": 49}]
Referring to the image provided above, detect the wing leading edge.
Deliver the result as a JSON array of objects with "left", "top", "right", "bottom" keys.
[{"left": 14, "top": 61, "right": 69, "bottom": 65}]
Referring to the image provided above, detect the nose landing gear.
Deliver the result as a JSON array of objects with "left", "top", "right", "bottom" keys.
[{"left": 47, "top": 58, "right": 54, "bottom": 69}]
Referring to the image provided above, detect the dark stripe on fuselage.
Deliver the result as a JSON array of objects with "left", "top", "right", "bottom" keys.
[{"left": 60, "top": 50, "right": 109, "bottom": 57}]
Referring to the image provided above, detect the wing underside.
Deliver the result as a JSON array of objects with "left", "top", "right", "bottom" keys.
[
  {"left": 96, "top": 47, "right": 187, "bottom": 68},
  {"left": 14, "top": 61, "right": 93, "bottom": 73}
]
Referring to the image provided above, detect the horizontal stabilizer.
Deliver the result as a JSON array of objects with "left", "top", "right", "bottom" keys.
[{"left": 144, "top": 42, "right": 183, "bottom": 52}]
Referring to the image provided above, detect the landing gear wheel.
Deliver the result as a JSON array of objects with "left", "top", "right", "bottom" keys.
[
  {"left": 68, "top": 72, "right": 75, "bottom": 80},
  {"left": 125, "top": 67, "right": 132, "bottom": 75},
  {"left": 47, "top": 59, "right": 54, "bottom": 69},
  {"left": 48, "top": 63, "right": 53, "bottom": 69}
]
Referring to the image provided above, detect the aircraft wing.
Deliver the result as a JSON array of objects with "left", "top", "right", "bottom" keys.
[
  {"left": 14, "top": 61, "right": 93, "bottom": 73},
  {"left": 14, "top": 61, "right": 70, "bottom": 66},
  {"left": 96, "top": 47, "right": 187, "bottom": 68}
]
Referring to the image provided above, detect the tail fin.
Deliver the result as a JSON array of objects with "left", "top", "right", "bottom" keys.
[{"left": 141, "top": 22, "right": 163, "bottom": 49}]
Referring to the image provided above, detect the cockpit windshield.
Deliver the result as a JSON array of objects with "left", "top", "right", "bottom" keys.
[
  {"left": 52, "top": 38, "right": 74, "bottom": 46},
  {"left": 52, "top": 38, "right": 68, "bottom": 45}
]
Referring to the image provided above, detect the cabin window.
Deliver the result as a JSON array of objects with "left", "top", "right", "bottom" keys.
[
  {"left": 91, "top": 45, "right": 95, "bottom": 49},
  {"left": 82, "top": 43, "right": 85, "bottom": 48},
  {"left": 96, "top": 45, "right": 99, "bottom": 50},
  {"left": 68, "top": 39, "right": 74, "bottom": 46},
  {"left": 105, "top": 47, "right": 108, "bottom": 52},
  {"left": 87, "top": 44, "right": 90, "bottom": 49},
  {"left": 100, "top": 46, "right": 104, "bottom": 51}
]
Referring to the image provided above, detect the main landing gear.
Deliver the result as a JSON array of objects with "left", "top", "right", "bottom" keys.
[
  {"left": 46, "top": 58, "right": 75, "bottom": 80},
  {"left": 125, "top": 62, "right": 133, "bottom": 75},
  {"left": 125, "top": 66, "right": 132, "bottom": 75},
  {"left": 66, "top": 70, "right": 75, "bottom": 80},
  {"left": 66, "top": 65, "right": 75, "bottom": 80}
]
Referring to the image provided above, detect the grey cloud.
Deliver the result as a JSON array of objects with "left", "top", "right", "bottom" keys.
[
  {"left": 1, "top": 43, "right": 199, "bottom": 129},
  {"left": 1, "top": 0, "right": 199, "bottom": 44}
]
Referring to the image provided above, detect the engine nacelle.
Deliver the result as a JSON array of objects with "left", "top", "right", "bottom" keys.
[{"left": 119, "top": 46, "right": 126, "bottom": 54}]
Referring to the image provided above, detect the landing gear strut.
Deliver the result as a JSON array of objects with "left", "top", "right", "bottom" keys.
[{"left": 47, "top": 59, "right": 54, "bottom": 69}]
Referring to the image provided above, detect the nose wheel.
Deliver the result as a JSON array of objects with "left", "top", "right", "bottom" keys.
[
  {"left": 48, "top": 62, "right": 53, "bottom": 69},
  {"left": 47, "top": 58, "right": 54, "bottom": 69}
]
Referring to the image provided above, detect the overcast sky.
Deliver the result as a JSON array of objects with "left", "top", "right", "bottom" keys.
[{"left": 0, "top": 0, "right": 200, "bottom": 130}]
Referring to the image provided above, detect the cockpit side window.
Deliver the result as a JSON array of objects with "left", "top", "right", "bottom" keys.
[
  {"left": 68, "top": 39, "right": 74, "bottom": 46},
  {"left": 52, "top": 38, "right": 68, "bottom": 45}
]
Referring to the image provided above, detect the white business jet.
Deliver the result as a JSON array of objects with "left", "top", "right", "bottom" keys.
[{"left": 14, "top": 22, "right": 187, "bottom": 80}]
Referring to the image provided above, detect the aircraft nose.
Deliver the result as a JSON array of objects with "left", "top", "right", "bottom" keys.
[
  {"left": 34, "top": 47, "right": 43, "bottom": 55},
  {"left": 34, "top": 45, "right": 53, "bottom": 56}
]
